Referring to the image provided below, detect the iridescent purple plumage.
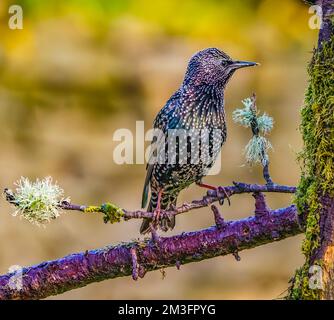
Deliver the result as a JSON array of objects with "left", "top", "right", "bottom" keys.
[{"left": 141, "top": 48, "right": 257, "bottom": 234}]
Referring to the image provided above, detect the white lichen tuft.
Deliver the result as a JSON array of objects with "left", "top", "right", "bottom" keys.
[
  {"left": 232, "top": 97, "right": 274, "bottom": 135},
  {"left": 12, "top": 177, "right": 66, "bottom": 226},
  {"left": 245, "top": 136, "right": 272, "bottom": 166},
  {"left": 233, "top": 96, "right": 274, "bottom": 166},
  {"left": 232, "top": 98, "right": 256, "bottom": 128},
  {"left": 257, "top": 114, "right": 274, "bottom": 135}
]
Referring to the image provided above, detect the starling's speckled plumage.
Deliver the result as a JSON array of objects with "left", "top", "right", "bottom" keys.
[{"left": 141, "top": 48, "right": 257, "bottom": 234}]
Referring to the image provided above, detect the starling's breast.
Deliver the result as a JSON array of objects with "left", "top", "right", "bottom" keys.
[
  {"left": 175, "top": 84, "right": 226, "bottom": 130},
  {"left": 151, "top": 84, "right": 227, "bottom": 191}
]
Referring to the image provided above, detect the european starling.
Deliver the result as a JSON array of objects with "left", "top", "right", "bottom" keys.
[{"left": 141, "top": 48, "right": 258, "bottom": 234}]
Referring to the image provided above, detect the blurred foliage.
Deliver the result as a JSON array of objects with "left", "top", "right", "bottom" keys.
[{"left": 0, "top": 0, "right": 316, "bottom": 119}]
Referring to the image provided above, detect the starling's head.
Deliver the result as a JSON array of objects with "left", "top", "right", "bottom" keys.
[{"left": 184, "top": 48, "right": 258, "bottom": 87}]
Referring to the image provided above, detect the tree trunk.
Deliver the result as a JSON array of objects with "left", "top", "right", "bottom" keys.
[{"left": 289, "top": 0, "right": 334, "bottom": 300}]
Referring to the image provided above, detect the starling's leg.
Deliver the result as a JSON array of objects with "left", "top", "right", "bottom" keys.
[
  {"left": 152, "top": 189, "right": 163, "bottom": 225},
  {"left": 150, "top": 190, "right": 164, "bottom": 242},
  {"left": 196, "top": 182, "right": 231, "bottom": 206}
]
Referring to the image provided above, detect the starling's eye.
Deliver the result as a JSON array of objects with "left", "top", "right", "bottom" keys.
[{"left": 221, "top": 60, "right": 231, "bottom": 67}]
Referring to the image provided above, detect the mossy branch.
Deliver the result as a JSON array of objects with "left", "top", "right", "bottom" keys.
[{"left": 288, "top": 0, "right": 334, "bottom": 300}]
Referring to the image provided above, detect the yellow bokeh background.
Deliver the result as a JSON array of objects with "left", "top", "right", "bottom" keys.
[{"left": 0, "top": 0, "right": 318, "bottom": 299}]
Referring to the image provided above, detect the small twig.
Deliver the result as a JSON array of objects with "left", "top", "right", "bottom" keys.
[
  {"left": 75, "top": 182, "right": 295, "bottom": 218},
  {"left": 233, "top": 251, "right": 241, "bottom": 262},
  {"left": 253, "top": 192, "right": 270, "bottom": 218},
  {"left": 263, "top": 162, "right": 273, "bottom": 185},
  {"left": 250, "top": 93, "right": 259, "bottom": 136},
  {"left": 4, "top": 183, "right": 296, "bottom": 225},
  {"left": 211, "top": 205, "right": 226, "bottom": 229},
  {"left": 3, "top": 188, "right": 16, "bottom": 204}
]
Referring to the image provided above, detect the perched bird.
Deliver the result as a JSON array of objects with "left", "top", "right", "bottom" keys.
[{"left": 141, "top": 48, "right": 258, "bottom": 234}]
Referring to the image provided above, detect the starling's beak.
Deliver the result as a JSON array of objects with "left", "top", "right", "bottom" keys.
[{"left": 231, "top": 60, "right": 259, "bottom": 69}]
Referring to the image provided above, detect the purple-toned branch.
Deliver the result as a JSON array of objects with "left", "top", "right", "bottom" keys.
[
  {"left": 5, "top": 182, "right": 294, "bottom": 223},
  {"left": 317, "top": 0, "right": 334, "bottom": 47},
  {"left": 0, "top": 202, "right": 301, "bottom": 300},
  {"left": 0, "top": 182, "right": 298, "bottom": 299},
  {"left": 59, "top": 182, "right": 296, "bottom": 221}
]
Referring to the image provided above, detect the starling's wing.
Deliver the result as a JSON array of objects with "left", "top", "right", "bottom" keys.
[
  {"left": 141, "top": 90, "right": 181, "bottom": 209},
  {"left": 141, "top": 163, "right": 154, "bottom": 208}
]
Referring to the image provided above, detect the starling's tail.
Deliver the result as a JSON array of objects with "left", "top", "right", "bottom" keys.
[{"left": 140, "top": 194, "right": 177, "bottom": 235}]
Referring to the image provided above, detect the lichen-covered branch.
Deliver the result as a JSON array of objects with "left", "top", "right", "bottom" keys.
[
  {"left": 1, "top": 177, "right": 298, "bottom": 299},
  {"left": 0, "top": 204, "right": 301, "bottom": 300},
  {"left": 4, "top": 182, "right": 296, "bottom": 225}
]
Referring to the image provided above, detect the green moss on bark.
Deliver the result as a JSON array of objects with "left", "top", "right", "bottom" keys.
[
  {"left": 84, "top": 202, "right": 124, "bottom": 223},
  {"left": 288, "top": 38, "right": 334, "bottom": 300}
]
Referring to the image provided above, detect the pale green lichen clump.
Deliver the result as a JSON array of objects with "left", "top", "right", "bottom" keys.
[
  {"left": 233, "top": 97, "right": 273, "bottom": 165},
  {"left": 12, "top": 176, "right": 66, "bottom": 226},
  {"left": 245, "top": 135, "right": 272, "bottom": 166},
  {"left": 84, "top": 202, "right": 124, "bottom": 224}
]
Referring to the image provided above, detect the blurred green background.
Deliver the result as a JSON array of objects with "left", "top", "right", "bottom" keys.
[{"left": 0, "top": 0, "right": 317, "bottom": 299}]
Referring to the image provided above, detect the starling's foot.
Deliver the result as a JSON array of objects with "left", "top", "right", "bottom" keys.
[
  {"left": 196, "top": 182, "right": 231, "bottom": 206},
  {"left": 217, "top": 186, "right": 231, "bottom": 206},
  {"left": 153, "top": 188, "right": 163, "bottom": 225}
]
